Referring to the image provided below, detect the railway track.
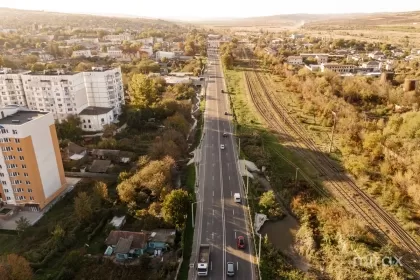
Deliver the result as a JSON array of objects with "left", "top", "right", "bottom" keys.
[{"left": 241, "top": 48, "right": 420, "bottom": 277}]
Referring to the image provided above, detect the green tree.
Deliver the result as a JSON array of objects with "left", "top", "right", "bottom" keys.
[
  {"left": 51, "top": 224, "right": 65, "bottom": 245},
  {"left": 0, "top": 254, "right": 33, "bottom": 280},
  {"left": 259, "top": 191, "right": 283, "bottom": 219},
  {"left": 128, "top": 74, "right": 160, "bottom": 107},
  {"left": 74, "top": 192, "right": 94, "bottom": 222},
  {"left": 222, "top": 54, "right": 234, "bottom": 69},
  {"left": 163, "top": 112, "right": 190, "bottom": 137},
  {"left": 15, "top": 217, "right": 30, "bottom": 234},
  {"left": 162, "top": 189, "right": 191, "bottom": 229},
  {"left": 55, "top": 116, "right": 83, "bottom": 142},
  {"left": 102, "top": 124, "right": 117, "bottom": 138},
  {"left": 101, "top": 45, "right": 108, "bottom": 53}
]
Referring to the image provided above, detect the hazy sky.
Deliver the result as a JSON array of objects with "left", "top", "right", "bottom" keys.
[{"left": 2, "top": 0, "right": 420, "bottom": 20}]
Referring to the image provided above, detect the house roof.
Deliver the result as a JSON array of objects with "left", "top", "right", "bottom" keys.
[
  {"left": 79, "top": 106, "right": 113, "bottom": 116},
  {"left": 114, "top": 236, "right": 133, "bottom": 254},
  {"left": 105, "top": 230, "right": 148, "bottom": 249},
  {"left": 89, "top": 159, "right": 111, "bottom": 173},
  {"left": 68, "top": 142, "right": 86, "bottom": 156}
]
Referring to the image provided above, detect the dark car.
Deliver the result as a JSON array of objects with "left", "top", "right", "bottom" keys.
[
  {"left": 223, "top": 132, "right": 228, "bottom": 137},
  {"left": 224, "top": 112, "right": 228, "bottom": 115},
  {"left": 237, "top": 236, "right": 245, "bottom": 249}
]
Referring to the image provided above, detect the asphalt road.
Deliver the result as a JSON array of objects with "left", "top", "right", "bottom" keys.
[{"left": 190, "top": 44, "right": 256, "bottom": 280}]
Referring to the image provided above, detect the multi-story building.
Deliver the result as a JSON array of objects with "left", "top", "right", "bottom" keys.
[
  {"left": 21, "top": 69, "right": 89, "bottom": 120},
  {"left": 0, "top": 68, "right": 29, "bottom": 107},
  {"left": 287, "top": 56, "right": 303, "bottom": 65},
  {"left": 72, "top": 50, "right": 92, "bottom": 58},
  {"left": 104, "top": 33, "right": 133, "bottom": 42},
  {"left": 0, "top": 106, "right": 66, "bottom": 210},
  {"left": 320, "top": 63, "right": 355, "bottom": 74},
  {"left": 20, "top": 67, "right": 124, "bottom": 123},
  {"left": 83, "top": 67, "right": 124, "bottom": 116}
]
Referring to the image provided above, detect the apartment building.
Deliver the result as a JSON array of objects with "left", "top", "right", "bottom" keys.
[
  {"left": 287, "top": 56, "right": 303, "bottom": 65},
  {"left": 0, "top": 106, "right": 66, "bottom": 210},
  {"left": 72, "top": 50, "right": 92, "bottom": 58},
  {"left": 104, "top": 33, "right": 133, "bottom": 42},
  {"left": 20, "top": 67, "right": 124, "bottom": 122},
  {"left": 0, "top": 68, "right": 29, "bottom": 107},
  {"left": 320, "top": 63, "right": 355, "bottom": 74}
]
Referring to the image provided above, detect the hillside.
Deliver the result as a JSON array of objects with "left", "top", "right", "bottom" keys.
[
  {"left": 0, "top": 8, "right": 178, "bottom": 29},
  {"left": 303, "top": 11, "right": 420, "bottom": 30}
]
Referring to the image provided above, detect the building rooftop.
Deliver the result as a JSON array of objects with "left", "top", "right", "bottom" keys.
[
  {"left": 79, "top": 106, "right": 113, "bottom": 116},
  {"left": 0, "top": 110, "right": 47, "bottom": 126}
]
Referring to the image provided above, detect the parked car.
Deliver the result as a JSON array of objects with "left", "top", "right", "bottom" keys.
[
  {"left": 223, "top": 132, "right": 228, "bottom": 137},
  {"left": 220, "top": 144, "right": 225, "bottom": 150},
  {"left": 227, "top": 262, "right": 235, "bottom": 277}
]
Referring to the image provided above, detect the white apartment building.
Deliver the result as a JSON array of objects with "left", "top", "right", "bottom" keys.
[
  {"left": 156, "top": 51, "right": 176, "bottom": 61},
  {"left": 137, "top": 37, "right": 154, "bottom": 45},
  {"left": 140, "top": 45, "right": 154, "bottom": 57},
  {"left": 320, "top": 63, "right": 355, "bottom": 73},
  {"left": 315, "top": 55, "right": 328, "bottom": 64},
  {"left": 107, "top": 48, "right": 123, "bottom": 58},
  {"left": 0, "top": 68, "right": 30, "bottom": 107},
  {"left": 20, "top": 67, "right": 124, "bottom": 125},
  {"left": 104, "top": 33, "right": 133, "bottom": 42},
  {"left": 0, "top": 106, "right": 66, "bottom": 210},
  {"left": 287, "top": 56, "right": 303, "bottom": 65},
  {"left": 72, "top": 50, "right": 93, "bottom": 58},
  {"left": 83, "top": 67, "right": 124, "bottom": 116}
]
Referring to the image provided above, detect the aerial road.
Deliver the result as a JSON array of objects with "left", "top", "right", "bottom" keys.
[{"left": 189, "top": 42, "right": 256, "bottom": 280}]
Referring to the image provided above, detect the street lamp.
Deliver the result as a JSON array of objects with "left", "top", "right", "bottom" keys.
[
  {"left": 329, "top": 111, "right": 337, "bottom": 153},
  {"left": 191, "top": 201, "right": 202, "bottom": 228}
]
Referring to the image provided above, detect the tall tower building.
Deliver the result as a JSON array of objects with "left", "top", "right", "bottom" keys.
[{"left": 0, "top": 106, "right": 66, "bottom": 210}]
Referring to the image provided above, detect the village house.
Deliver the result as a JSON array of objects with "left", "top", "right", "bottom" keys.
[
  {"left": 286, "top": 56, "right": 303, "bottom": 65},
  {"left": 368, "top": 51, "right": 386, "bottom": 60}
]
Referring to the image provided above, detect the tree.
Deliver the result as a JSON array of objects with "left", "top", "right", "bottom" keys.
[
  {"left": 101, "top": 45, "right": 108, "bottom": 53},
  {"left": 102, "top": 124, "right": 117, "bottom": 138},
  {"left": 15, "top": 217, "right": 30, "bottom": 234},
  {"left": 163, "top": 112, "right": 190, "bottom": 137},
  {"left": 162, "top": 189, "right": 191, "bottom": 229},
  {"left": 94, "top": 181, "right": 109, "bottom": 201},
  {"left": 74, "top": 192, "right": 94, "bottom": 222},
  {"left": 24, "top": 55, "right": 38, "bottom": 65},
  {"left": 51, "top": 224, "right": 65, "bottom": 245},
  {"left": 222, "top": 53, "right": 234, "bottom": 69},
  {"left": 74, "top": 62, "right": 94, "bottom": 72},
  {"left": 128, "top": 74, "right": 160, "bottom": 107},
  {"left": 259, "top": 191, "right": 283, "bottom": 219},
  {"left": 55, "top": 116, "right": 83, "bottom": 142},
  {"left": 0, "top": 254, "right": 33, "bottom": 280}
]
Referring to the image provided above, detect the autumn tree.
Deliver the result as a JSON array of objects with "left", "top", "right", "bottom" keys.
[
  {"left": 167, "top": 83, "right": 195, "bottom": 100},
  {"left": 162, "top": 189, "right": 191, "bottom": 229},
  {"left": 102, "top": 124, "right": 117, "bottom": 138},
  {"left": 128, "top": 74, "right": 160, "bottom": 107},
  {"left": 51, "top": 224, "right": 65, "bottom": 245},
  {"left": 74, "top": 192, "right": 94, "bottom": 222},
  {"left": 0, "top": 254, "right": 33, "bottom": 280},
  {"left": 55, "top": 116, "right": 83, "bottom": 142},
  {"left": 94, "top": 181, "right": 109, "bottom": 201}
]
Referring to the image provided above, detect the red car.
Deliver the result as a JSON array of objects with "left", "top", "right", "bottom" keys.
[{"left": 237, "top": 236, "right": 245, "bottom": 249}]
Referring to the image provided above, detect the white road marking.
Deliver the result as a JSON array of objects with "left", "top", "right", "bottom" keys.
[
  {"left": 229, "top": 176, "right": 231, "bottom": 180},
  {"left": 211, "top": 261, "right": 213, "bottom": 270},
  {"left": 231, "top": 191, "right": 233, "bottom": 196},
  {"left": 213, "top": 209, "right": 215, "bottom": 215},
  {"left": 213, "top": 191, "right": 214, "bottom": 197},
  {"left": 212, "top": 176, "right": 214, "bottom": 180},
  {"left": 237, "top": 262, "right": 239, "bottom": 271},
  {"left": 233, "top": 209, "right": 235, "bottom": 215},
  {"left": 235, "top": 231, "right": 237, "bottom": 238}
]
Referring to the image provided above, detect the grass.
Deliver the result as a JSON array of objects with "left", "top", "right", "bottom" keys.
[{"left": 0, "top": 208, "right": 11, "bottom": 214}]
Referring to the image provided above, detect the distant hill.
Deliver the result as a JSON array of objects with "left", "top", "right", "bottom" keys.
[
  {"left": 0, "top": 8, "right": 178, "bottom": 29},
  {"left": 303, "top": 11, "right": 420, "bottom": 29},
  {"left": 191, "top": 13, "right": 363, "bottom": 27}
]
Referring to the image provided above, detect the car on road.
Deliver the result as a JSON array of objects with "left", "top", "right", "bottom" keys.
[
  {"left": 221, "top": 89, "right": 224, "bottom": 93},
  {"left": 220, "top": 144, "right": 225, "bottom": 150},
  {"left": 237, "top": 236, "right": 245, "bottom": 249},
  {"left": 224, "top": 111, "right": 228, "bottom": 115},
  {"left": 227, "top": 262, "right": 235, "bottom": 277},
  {"left": 234, "top": 193, "right": 241, "bottom": 203},
  {"left": 223, "top": 132, "right": 228, "bottom": 137}
]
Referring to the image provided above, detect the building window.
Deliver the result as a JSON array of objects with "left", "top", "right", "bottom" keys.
[
  {"left": 19, "top": 156, "right": 24, "bottom": 160},
  {"left": 1, "top": 181, "right": 6, "bottom": 185},
  {"left": 29, "top": 196, "right": 34, "bottom": 201},
  {"left": 4, "top": 189, "right": 8, "bottom": 192},
  {"left": 6, "top": 197, "right": 11, "bottom": 200},
  {"left": 15, "top": 139, "right": 20, "bottom": 143},
  {"left": 25, "top": 181, "right": 30, "bottom": 185},
  {"left": 89, "top": 125, "right": 91, "bottom": 128},
  {"left": 17, "top": 147, "right": 23, "bottom": 152},
  {"left": 88, "top": 119, "right": 91, "bottom": 123},
  {"left": 83, "top": 125, "right": 86, "bottom": 128},
  {"left": 0, "top": 173, "right": 4, "bottom": 177},
  {"left": 22, "top": 164, "right": 27, "bottom": 169},
  {"left": 24, "top": 173, "right": 28, "bottom": 177},
  {"left": 28, "top": 188, "right": 32, "bottom": 193},
  {"left": 12, "top": 130, "right": 17, "bottom": 135}
]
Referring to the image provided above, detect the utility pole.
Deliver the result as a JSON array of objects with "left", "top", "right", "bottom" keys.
[{"left": 329, "top": 111, "right": 337, "bottom": 153}]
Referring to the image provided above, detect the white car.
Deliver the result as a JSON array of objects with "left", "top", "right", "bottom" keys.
[{"left": 220, "top": 144, "right": 225, "bottom": 150}]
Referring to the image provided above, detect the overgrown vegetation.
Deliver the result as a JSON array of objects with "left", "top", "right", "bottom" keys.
[{"left": 221, "top": 43, "right": 409, "bottom": 279}]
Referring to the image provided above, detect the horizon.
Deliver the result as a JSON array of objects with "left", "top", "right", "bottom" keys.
[{"left": 2, "top": 1, "right": 420, "bottom": 21}]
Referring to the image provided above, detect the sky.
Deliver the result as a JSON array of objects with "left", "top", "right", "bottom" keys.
[{"left": 1, "top": 0, "right": 420, "bottom": 20}]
